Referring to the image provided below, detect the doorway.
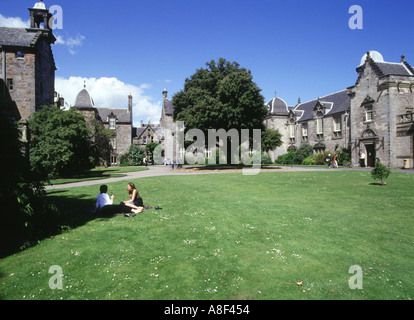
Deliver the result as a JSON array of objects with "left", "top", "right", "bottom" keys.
[{"left": 365, "top": 144, "right": 376, "bottom": 167}]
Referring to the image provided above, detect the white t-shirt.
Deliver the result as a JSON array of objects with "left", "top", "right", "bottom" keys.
[{"left": 96, "top": 193, "right": 113, "bottom": 211}]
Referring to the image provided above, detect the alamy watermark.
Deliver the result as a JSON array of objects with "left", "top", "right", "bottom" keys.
[
  {"left": 153, "top": 121, "right": 262, "bottom": 175},
  {"left": 349, "top": 265, "right": 363, "bottom": 290},
  {"left": 48, "top": 265, "right": 63, "bottom": 290},
  {"left": 349, "top": 5, "right": 363, "bottom": 30}
]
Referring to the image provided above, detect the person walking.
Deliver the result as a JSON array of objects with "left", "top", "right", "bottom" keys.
[{"left": 326, "top": 154, "right": 332, "bottom": 168}]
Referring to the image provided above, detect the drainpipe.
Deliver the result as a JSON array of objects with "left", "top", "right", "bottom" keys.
[
  {"left": 1, "top": 48, "right": 5, "bottom": 103},
  {"left": 344, "top": 111, "right": 349, "bottom": 149}
]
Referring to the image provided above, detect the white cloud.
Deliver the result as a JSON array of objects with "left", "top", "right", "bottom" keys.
[
  {"left": 55, "top": 76, "right": 162, "bottom": 126},
  {"left": 0, "top": 14, "right": 84, "bottom": 55},
  {"left": 54, "top": 34, "right": 86, "bottom": 55},
  {"left": 0, "top": 14, "right": 30, "bottom": 28}
]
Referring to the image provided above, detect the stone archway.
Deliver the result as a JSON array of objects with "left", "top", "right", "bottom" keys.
[{"left": 365, "top": 143, "right": 376, "bottom": 167}]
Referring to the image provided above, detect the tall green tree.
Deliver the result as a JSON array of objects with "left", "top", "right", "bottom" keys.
[
  {"left": 172, "top": 58, "right": 269, "bottom": 163},
  {"left": 29, "top": 106, "right": 95, "bottom": 180},
  {"left": 173, "top": 58, "right": 267, "bottom": 133},
  {"left": 261, "top": 129, "right": 283, "bottom": 152},
  {"left": 0, "top": 112, "right": 59, "bottom": 256}
]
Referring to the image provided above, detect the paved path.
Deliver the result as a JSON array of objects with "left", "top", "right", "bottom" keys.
[{"left": 45, "top": 165, "right": 414, "bottom": 190}]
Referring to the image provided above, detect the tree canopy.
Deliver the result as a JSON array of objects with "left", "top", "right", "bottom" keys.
[
  {"left": 29, "top": 106, "right": 95, "bottom": 180},
  {"left": 172, "top": 58, "right": 268, "bottom": 134}
]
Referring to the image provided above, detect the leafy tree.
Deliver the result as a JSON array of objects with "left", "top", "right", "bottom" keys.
[
  {"left": 29, "top": 106, "right": 95, "bottom": 180},
  {"left": 0, "top": 113, "right": 60, "bottom": 256},
  {"left": 145, "top": 142, "right": 161, "bottom": 155},
  {"left": 122, "top": 144, "right": 146, "bottom": 166},
  {"left": 88, "top": 116, "right": 116, "bottom": 166},
  {"left": 172, "top": 58, "right": 268, "bottom": 163},
  {"left": 261, "top": 129, "right": 283, "bottom": 152},
  {"left": 371, "top": 161, "right": 391, "bottom": 185}
]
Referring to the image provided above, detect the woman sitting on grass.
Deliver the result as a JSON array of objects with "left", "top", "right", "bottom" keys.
[{"left": 123, "top": 182, "right": 144, "bottom": 214}]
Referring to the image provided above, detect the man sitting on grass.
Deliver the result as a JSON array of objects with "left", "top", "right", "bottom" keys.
[{"left": 96, "top": 184, "right": 114, "bottom": 213}]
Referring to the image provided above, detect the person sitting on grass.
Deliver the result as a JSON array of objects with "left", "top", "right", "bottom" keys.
[
  {"left": 96, "top": 184, "right": 114, "bottom": 213},
  {"left": 122, "top": 182, "right": 144, "bottom": 214}
]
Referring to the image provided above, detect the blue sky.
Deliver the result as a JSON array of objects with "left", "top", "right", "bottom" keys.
[{"left": 1, "top": 0, "right": 414, "bottom": 125}]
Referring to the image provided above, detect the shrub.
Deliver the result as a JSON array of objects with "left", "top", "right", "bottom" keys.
[
  {"left": 314, "top": 151, "right": 332, "bottom": 165},
  {"left": 294, "top": 143, "right": 314, "bottom": 164},
  {"left": 122, "top": 144, "right": 145, "bottom": 166},
  {"left": 371, "top": 161, "right": 391, "bottom": 185},
  {"left": 261, "top": 152, "right": 273, "bottom": 165},
  {"left": 276, "top": 151, "right": 296, "bottom": 165},
  {"left": 302, "top": 156, "right": 315, "bottom": 166}
]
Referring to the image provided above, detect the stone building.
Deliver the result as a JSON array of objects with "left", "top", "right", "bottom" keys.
[
  {"left": 71, "top": 86, "right": 133, "bottom": 166},
  {"left": 134, "top": 120, "right": 163, "bottom": 145},
  {"left": 266, "top": 51, "right": 414, "bottom": 168},
  {"left": 0, "top": 0, "right": 56, "bottom": 127}
]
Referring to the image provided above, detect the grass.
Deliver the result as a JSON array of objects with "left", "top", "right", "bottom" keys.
[{"left": 1, "top": 170, "right": 414, "bottom": 300}]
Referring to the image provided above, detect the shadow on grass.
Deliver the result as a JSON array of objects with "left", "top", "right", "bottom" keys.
[
  {"left": 46, "top": 169, "right": 128, "bottom": 186},
  {"left": 46, "top": 190, "right": 133, "bottom": 228},
  {"left": 0, "top": 190, "right": 132, "bottom": 259}
]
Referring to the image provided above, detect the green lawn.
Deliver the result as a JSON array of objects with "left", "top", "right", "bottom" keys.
[{"left": 1, "top": 171, "right": 413, "bottom": 300}]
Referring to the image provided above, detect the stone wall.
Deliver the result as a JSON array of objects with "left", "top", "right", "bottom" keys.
[
  {"left": 3, "top": 50, "right": 36, "bottom": 121},
  {"left": 35, "top": 38, "right": 55, "bottom": 111},
  {"left": 349, "top": 62, "right": 414, "bottom": 168}
]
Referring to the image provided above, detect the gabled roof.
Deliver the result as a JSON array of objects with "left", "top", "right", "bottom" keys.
[
  {"left": 294, "top": 90, "right": 350, "bottom": 122},
  {"left": 0, "top": 27, "right": 41, "bottom": 47},
  {"left": 134, "top": 123, "right": 162, "bottom": 139},
  {"left": 372, "top": 62, "right": 414, "bottom": 77},
  {"left": 357, "top": 51, "right": 414, "bottom": 78},
  {"left": 97, "top": 108, "right": 132, "bottom": 124}
]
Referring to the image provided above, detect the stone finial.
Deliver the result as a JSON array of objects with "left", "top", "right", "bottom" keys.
[{"left": 401, "top": 55, "right": 406, "bottom": 62}]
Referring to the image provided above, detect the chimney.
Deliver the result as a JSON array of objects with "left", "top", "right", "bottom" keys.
[
  {"left": 128, "top": 93, "right": 132, "bottom": 114},
  {"left": 163, "top": 88, "right": 168, "bottom": 101}
]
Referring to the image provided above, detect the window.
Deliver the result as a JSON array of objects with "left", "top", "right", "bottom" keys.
[
  {"left": 143, "top": 136, "right": 147, "bottom": 144},
  {"left": 333, "top": 117, "right": 341, "bottom": 132},
  {"left": 6, "top": 78, "right": 13, "bottom": 90},
  {"left": 15, "top": 51, "right": 25, "bottom": 58},
  {"left": 302, "top": 123, "right": 308, "bottom": 142},
  {"left": 289, "top": 124, "right": 295, "bottom": 139},
  {"left": 316, "top": 117, "right": 324, "bottom": 135},
  {"left": 365, "top": 106, "right": 373, "bottom": 122},
  {"left": 109, "top": 118, "right": 116, "bottom": 130},
  {"left": 110, "top": 156, "right": 117, "bottom": 165}
]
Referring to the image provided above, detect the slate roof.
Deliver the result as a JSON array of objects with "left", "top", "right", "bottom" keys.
[
  {"left": 294, "top": 90, "right": 350, "bottom": 122},
  {"left": 373, "top": 62, "right": 414, "bottom": 77},
  {"left": 163, "top": 99, "right": 175, "bottom": 116},
  {"left": 73, "top": 88, "right": 95, "bottom": 109},
  {"left": 97, "top": 108, "right": 132, "bottom": 124},
  {"left": 266, "top": 96, "right": 289, "bottom": 115},
  {"left": 72, "top": 88, "right": 131, "bottom": 123},
  {"left": 134, "top": 124, "right": 163, "bottom": 139},
  {"left": 0, "top": 27, "right": 41, "bottom": 47}
]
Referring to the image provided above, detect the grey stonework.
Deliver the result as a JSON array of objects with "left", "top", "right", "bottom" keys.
[
  {"left": 266, "top": 51, "right": 414, "bottom": 168},
  {"left": 0, "top": 2, "right": 56, "bottom": 123},
  {"left": 71, "top": 87, "right": 133, "bottom": 166}
]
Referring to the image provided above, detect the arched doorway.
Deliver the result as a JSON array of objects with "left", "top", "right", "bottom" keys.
[
  {"left": 365, "top": 144, "right": 376, "bottom": 167},
  {"left": 360, "top": 129, "right": 378, "bottom": 167}
]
